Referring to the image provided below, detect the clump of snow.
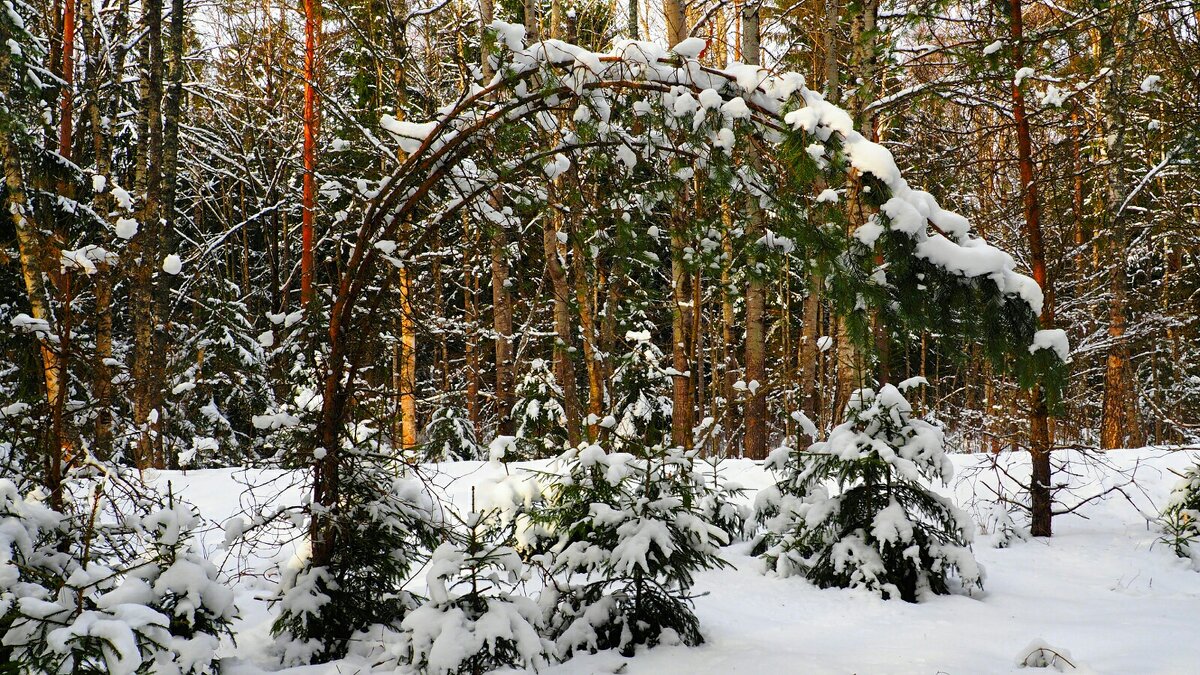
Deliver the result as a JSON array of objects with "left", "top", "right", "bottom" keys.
[
  {"left": 672, "top": 37, "right": 707, "bottom": 59},
  {"left": 114, "top": 217, "right": 138, "bottom": 239},
  {"left": 381, "top": 114, "right": 438, "bottom": 154},
  {"left": 1014, "top": 67, "right": 1036, "bottom": 86},
  {"left": 162, "top": 254, "right": 183, "bottom": 275},
  {"left": 1017, "top": 640, "right": 1082, "bottom": 672},
  {"left": 1029, "top": 329, "right": 1070, "bottom": 362},
  {"left": 111, "top": 184, "right": 134, "bottom": 210},
  {"left": 983, "top": 40, "right": 1003, "bottom": 55},
  {"left": 91, "top": 174, "right": 107, "bottom": 192},
  {"left": 1139, "top": 74, "right": 1161, "bottom": 93}
]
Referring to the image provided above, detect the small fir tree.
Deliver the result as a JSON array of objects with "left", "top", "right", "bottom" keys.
[
  {"left": 1160, "top": 461, "right": 1200, "bottom": 567},
  {"left": 271, "top": 452, "right": 443, "bottom": 663},
  {"left": 529, "top": 335, "right": 730, "bottom": 657},
  {"left": 510, "top": 358, "right": 571, "bottom": 460},
  {"left": 754, "top": 384, "right": 983, "bottom": 602},
  {"left": 420, "top": 406, "right": 483, "bottom": 462},
  {"left": 389, "top": 504, "right": 551, "bottom": 673}
]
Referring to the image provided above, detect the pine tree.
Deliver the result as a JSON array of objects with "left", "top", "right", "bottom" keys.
[
  {"left": 1160, "top": 461, "right": 1200, "bottom": 568},
  {"left": 390, "top": 505, "right": 551, "bottom": 673},
  {"left": 509, "top": 358, "right": 571, "bottom": 460},
  {"left": 755, "top": 383, "right": 983, "bottom": 602},
  {"left": 271, "top": 453, "right": 443, "bottom": 663},
  {"left": 529, "top": 335, "right": 730, "bottom": 656}
]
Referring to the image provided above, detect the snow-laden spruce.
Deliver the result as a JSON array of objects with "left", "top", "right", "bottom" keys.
[
  {"left": 349, "top": 508, "right": 552, "bottom": 674},
  {"left": 0, "top": 482, "right": 235, "bottom": 674},
  {"left": 271, "top": 459, "right": 443, "bottom": 664},
  {"left": 509, "top": 358, "right": 571, "bottom": 460},
  {"left": 754, "top": 384, "right": 982, "bottom": 601},
  {"left": 527, "top": 337, "right": 730, "bottom": 656},
  {"left": 1160, "top": 461, "right": 1200, "bottom": 568}
]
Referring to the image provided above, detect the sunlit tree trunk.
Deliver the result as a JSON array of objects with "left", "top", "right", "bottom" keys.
[
  {"left": 741, "top": 3, "right": 768, "bottom": 459},
  {"left": 1008, "top": 0, "right": 1055, "bottom": 536},
  {"left": 301, "top": 0, "right": 319, "bottom": 305}
]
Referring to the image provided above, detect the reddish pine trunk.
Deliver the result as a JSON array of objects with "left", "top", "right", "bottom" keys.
[
  {"left": 1010, "top": 0, "right": 1054, "bottom": 537},
  {"left": 59, "top": 0, "right": 74, "bottom": 159},
  {"left": 301, "top": 0, "right": 318, "bottom": 305}
]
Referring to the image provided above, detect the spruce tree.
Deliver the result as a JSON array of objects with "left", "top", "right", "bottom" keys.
[
  {"left": 271, "top": 452, "right": 443, "bottom": 663},
  {"left": 755, "top": 383, "right": 983, "bottom": 602},
  {"left": 1160, "top": 461, "right": 1200, "bottom": 567},
  {"left": 529, "top": 334, "right": 730, "bottom": 656}
]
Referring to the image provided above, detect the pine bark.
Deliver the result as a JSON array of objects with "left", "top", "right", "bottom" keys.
[
  {"left": 741, "top": 5, "right": 768, "bottom": 459},
  {"left": 1009, "top": 0, "right": 1054, "bottom": 537},
  {"left": 301, "top": 0, "right": 318, "bottom": 305},
  {"left": 130, "top": 0, "right": 165, "bottom": 469}
]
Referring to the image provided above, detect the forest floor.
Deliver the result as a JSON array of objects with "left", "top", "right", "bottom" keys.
[{"left": 165, "top": 447, "right": 1200, "bottom": 674}]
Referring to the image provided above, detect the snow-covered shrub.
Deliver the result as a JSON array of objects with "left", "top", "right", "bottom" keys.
[
  {"left": 420, "top": 405, "right": 483, "bottom": 461},
  {"left": 0, "top": 480, "right": 234, "bottom": 674},
  {"left": 754, "top": 384, "right": 982, "bottom": 601},
  {"left": 272, "top": 455, "right": 443, "bottom": 663},
  {"left": 510, "top": 358, "right": 571, "bottom": 460},
  {"left": 531, "top": 445, "right": 730, "bottom": 657},
  {"left": 1160, "top": 461, "right": 1200, "bottom": 567},
  {"left": 696, "top": 456, "right": 751, "bottom": 542},
  {"left": 119, "top": 499, "right": 237, "bottom": 673},
  {"left": 984, "top": 503, "right": 1031, "bottom": 549},
  {"left": 528, "top": 336, "right": 729, "bottom": 657},
  {"left": 389, "top": 509, "right": 551, "bottom": 673}
]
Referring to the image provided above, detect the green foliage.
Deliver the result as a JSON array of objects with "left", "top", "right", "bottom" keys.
[
  {"left": 393, "top": 507, "right": 551, "bottom": 673},
  {"left": 527, "top": 340, "right": 729, "bottom": 657},
  {"left": 420, "top": 405, "right": 483, "bottom": 461},
  {"left": 271, "top": 452, "right": 443, "bottom": 663},
  {"left": 755, "top": 384, "right": 983, "bottom": 602},
  {"left": 1160, "top": 461, "right": 1200, "bottom": 567},
  {"left": 510, "top": 358, "right": 570, "bottom": 460}
]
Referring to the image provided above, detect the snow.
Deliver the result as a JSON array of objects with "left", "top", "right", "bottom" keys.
[
  {"left": 92, "top": 174, "right": 107, "bottom": 192},
  {"left": 983, "top": 40, "right": 1003, "bottom": 55},
  {"left": 147, "top": 447, "right": 1199, "bottom": 674},
  {"left": 1139, "top": 75, "right": 1161, "bottom": 93},
  {"left": 114, "top": 217, "right": 138, "bottom": 239},
  {"left": 162, "top": 254, "right": 183, "bottom": 275},
  {"left": 380, "top": 114, "right": 438, "bottom": 154},
  {"left": 672, "top": 37, "right": 707, "bottom": 59},
  {"left": 111, "top": 184, "right": 134, "bottom": 210},
  {"left": 816, "top": 188, "right": 838, "bottom": 203},
  {"left": 1014, "top": 67, "right": 1036, "bottom": 86},
  {"left": 1030, "top": 329, "right": 1071, "bottom": 362}
]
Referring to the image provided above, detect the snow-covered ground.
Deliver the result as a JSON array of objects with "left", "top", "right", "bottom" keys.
[{"left": 160, "top": 447, "right": 1200, "bottom": 674}]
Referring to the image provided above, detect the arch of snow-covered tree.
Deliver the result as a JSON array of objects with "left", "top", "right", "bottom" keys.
[{"left": 251, "top": 25, "right": 1072, "bottom": 667}]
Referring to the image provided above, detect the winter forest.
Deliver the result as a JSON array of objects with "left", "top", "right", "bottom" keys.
[{"left": 1, "top": 0, "right": 1199, "bottom": 671}]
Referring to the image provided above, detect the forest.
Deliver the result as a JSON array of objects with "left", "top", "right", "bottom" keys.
[{"left": 1, "top": 0, "right": 1198, "bottom": 672}]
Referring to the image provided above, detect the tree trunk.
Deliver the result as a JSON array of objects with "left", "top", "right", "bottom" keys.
[
  {"left": 301, "top": 0, "right": 318, "bottom": 305},
  {"left": 491, "top": 228, "right": 516, "bottom": 434},
  {"left": 741, "top": 6, "right": 768, "bottom": 459},
  {"left": 1009, "top": 0, "right": 1054, "bottom": 537},
  {"left": 571, "top": 227, "right": 604, "bottom": 441},
  {"left": 131, "top": 0, "right": 164, "bottom": 469},
  {"left": 663, "top": 0, "right": 687, "bottom": 45},
  {"left": 671, "top": 226, "right": 695, "bottom": 450},
  {"left": 1097, "top": 9, "right": 1143, "bottom": 451},
  {"left": 544, "top": 207, "right": 582, "bottom": 445}
]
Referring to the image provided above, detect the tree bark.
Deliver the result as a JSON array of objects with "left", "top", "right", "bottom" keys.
[
  {"left": 130, "top": 0, "right": 165, "bottom": 469},
  {"left": 1097, "top": 9, "right": 1144, "bottom": 451},
  {"left": 741, "top": 6, "right": 768, "bottom": 459},
  {"left": 544, "top": 208, "right": 582, "bottom": 445},
  {"left": 1009, "top": 0, "right": 1054, "bottom": 537},
  {"left": 301, "top": 0, "right": 319, "bottom": 305}
]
